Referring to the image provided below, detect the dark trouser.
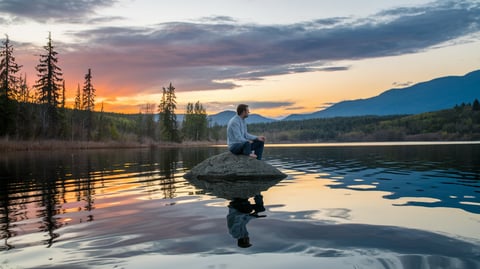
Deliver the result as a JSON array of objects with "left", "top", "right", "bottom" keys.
[{"left": 229, "top": 140, "right": 264, "bottom": 160}]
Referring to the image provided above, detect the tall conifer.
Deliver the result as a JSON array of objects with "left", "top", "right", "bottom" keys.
[
  {"left": 34, "top": 32, "right": 63, "bottom": 137},
  {"left": 0, "top": 34, "right": 22, "bottom": 135},
  {"left": 158, "top": 82, "right": 179, "bottom": 142}
]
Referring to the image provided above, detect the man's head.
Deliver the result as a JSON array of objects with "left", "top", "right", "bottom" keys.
[{"left": 237, "top": 104, "right": 250, "bottom": 118}]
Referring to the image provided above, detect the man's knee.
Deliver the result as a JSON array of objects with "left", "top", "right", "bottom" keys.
[{"left": 253, "top": 140, "right": 264, "bottom": 148}]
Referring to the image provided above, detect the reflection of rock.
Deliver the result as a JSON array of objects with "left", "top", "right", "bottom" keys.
[
  {"left": 186, "top": 176, "right": 283, "bottom": 200},
  {"left": 183, "top": 152, "right": 286, "bottom": 180}
]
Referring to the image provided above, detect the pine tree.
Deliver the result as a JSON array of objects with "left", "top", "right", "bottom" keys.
[
  {"left": 74, "top": 83, "right": 82, "bottom": 110},
  {"left": 158, "top": 82, "right": 180, "bottom": 142},
  {"left": 82, "top": 68, "right": 95, "bottom": 140},
  {"left": 18, "top": 73, "right": 31, "bottom": 103},
  {"left": 473, "top": 99, "right": 480, "bottom": 111},
  {"left": 1, "top": 34, "right": 22, "bottom": 100},
  {"left": 16, "top": 74, "right": 34, "bottom": 139},
  {"left": 82, "top": 68, "right": 95, "bottom": 112},
  {"left": 0, "top": 34, "right": 22, "bottom": 136},
  {"left": 34, "top": 32, "right": 63, "bottom": 137}
]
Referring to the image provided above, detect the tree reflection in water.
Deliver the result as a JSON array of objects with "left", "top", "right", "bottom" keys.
[{"left": 0, "top": 148, "right": 222, "bottom": 250}]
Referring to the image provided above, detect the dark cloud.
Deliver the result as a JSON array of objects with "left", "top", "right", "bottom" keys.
[
  {"left": 0, "top": 0, "right": 116, "bottom": 23},
  {"left": 247, "top": 101, "right": 296, "bottom": 109},
  {"left": 285, "top": 106, "right": 306, "bottom": 111},
  {"left": 58, "top": 0, "right": 479, "bottom": 94}
]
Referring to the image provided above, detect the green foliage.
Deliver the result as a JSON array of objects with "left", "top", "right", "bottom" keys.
[
  {"left": 0, "top": 34, "right": 22, "bottom": 100},
  {"left": 81, "top": 68, "right": 95, "bottom": 140},
  {"left": 0, "top": 35, "right": 22, "bottom": 136},
  {"left": 34, "top": 33, "right": 64, "bottom": 138},
  {"left": 82, "top": 69, "right": 95, "bottom": 112},
  {"left": 182, "top": 101, "right": 208, "bottom": 141},
  {"left": 473, "top": 98, "right": 480, "bottom": 111},
  {"left": 137, "top": 103, "right": 158, "bottom": 142},
  {"left": 158, "top": 83, "right": 180, "bottom": 142}
]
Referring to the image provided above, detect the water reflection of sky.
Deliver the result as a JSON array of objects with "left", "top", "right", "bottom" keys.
[
  {"left": 1, "top": 144, "right": 480, "bottom": 268},
  {"left": 265, "top": 144, "right": 480, "bottom": 214}
]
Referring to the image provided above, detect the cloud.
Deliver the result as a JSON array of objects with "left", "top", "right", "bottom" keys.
[
  {"left": 0, "top": 0, "right": 117, "bottom": 23},
  {"left": 198, "top": 101, "right": 295, "bottom": 114},
  {"left": 246, "top": 101, "right": 296, "bottom": 109},
  {"left": 285, "top": 106, "right": 306, "bottom": 111},
  {"left": 15, "top": 0, "right": 480, "bottom": 98},
  {"left": 199, "top": 15, "right": 237, "bottom": 23},
  {"left": 55, "top": 0, "right": 480, "bottom": 94}
]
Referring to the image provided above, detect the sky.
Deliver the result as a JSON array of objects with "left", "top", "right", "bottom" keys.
[{"left": 1, "top": 0, "right": 480, "bottom": 118}]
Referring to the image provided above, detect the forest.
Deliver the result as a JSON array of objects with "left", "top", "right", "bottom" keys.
[
  {"left": 1, "top": 34, "right": 479, "bottom": 148},
  {"left": 0, "top": 34, "right": 209, "bottom": 145}
]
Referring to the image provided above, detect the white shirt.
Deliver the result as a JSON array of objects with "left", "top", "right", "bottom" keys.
[{"left": 226, "top": 115, "right": 257, "bottom": 147}]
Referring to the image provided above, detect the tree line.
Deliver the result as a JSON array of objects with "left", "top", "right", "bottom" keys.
[
  {"left": 207, "top": 100, "right": 480, "bottom": 143},
  {"left": 0, "top": 33, "right": 210, "bottom": 143},
  {"left": 242, "top": 100, "right": 480, "bottom": 143}
]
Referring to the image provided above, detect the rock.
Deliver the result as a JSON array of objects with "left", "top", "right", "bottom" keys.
[
  {"left": 186, "top": 176, "right": 283, "bottom": 200},
  {"left": 183, "top": 152, "right": 287, "bottom": 180}
]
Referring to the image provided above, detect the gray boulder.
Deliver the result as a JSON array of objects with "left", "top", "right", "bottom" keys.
[
  {"left": 186, "top": 176, "right": 283, "bottom": 200},
  {"left": 183, "top": 152, "right": 287, "bottom": 180}
]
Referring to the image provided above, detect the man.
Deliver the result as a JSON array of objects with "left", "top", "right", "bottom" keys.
[{"left": 227, "top": 104, "right": 266, "bottom": 160}]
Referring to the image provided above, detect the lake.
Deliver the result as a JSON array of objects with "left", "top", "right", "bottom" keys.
[{"left": 1, "top": 142, "right": 479, "bottom": 269}]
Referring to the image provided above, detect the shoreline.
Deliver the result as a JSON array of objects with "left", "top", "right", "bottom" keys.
[
  {"left": 2, "top": 139, "right": 479, "bottom": 152},
  {"left": 0, "top": 139, "right": 224, "bottom": 152}
]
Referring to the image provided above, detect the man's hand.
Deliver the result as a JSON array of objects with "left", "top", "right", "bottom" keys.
[{"left": 257, "top": 136, "right": 266, "bottom": 142}]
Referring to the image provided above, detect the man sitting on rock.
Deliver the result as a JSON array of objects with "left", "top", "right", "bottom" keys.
[{"left": 227, "top": 104, "right": 266, "bottom": 160}]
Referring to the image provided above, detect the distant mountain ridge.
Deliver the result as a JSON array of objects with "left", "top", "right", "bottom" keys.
[
  {"left": 284, "top": 70, "right": 480, "bottom": 121},
  {"left": 206, "top": 70, "right": 480, "bottom": 125}
]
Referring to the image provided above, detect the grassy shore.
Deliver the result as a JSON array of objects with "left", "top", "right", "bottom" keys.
[{"left": 0, "top": 138, "right": 223, "bottom": 152}]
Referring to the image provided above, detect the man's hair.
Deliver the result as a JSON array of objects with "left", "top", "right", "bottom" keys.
[{"left": 237, "top": 104, "right": 249, "bottom": 115}]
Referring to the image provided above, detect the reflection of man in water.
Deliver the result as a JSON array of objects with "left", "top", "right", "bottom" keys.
[{"left": 226, "top": 194, "right": 265, "bottom": 248}]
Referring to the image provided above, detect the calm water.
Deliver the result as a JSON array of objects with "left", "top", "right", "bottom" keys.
[{"left": 1, "top": 143, "right": 479, "bottom": 269}]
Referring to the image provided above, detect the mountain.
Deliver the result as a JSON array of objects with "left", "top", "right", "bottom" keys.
[
  {"left": 207, "top": 110, "right": 277, "bottom": 126},
  {"left": 284, "top": 70, "right": 480, "bottom": 121}
]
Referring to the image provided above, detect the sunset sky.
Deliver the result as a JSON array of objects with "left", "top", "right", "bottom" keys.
[{"left": 2, "top": 0, "right": 479, "bottom": 118}]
